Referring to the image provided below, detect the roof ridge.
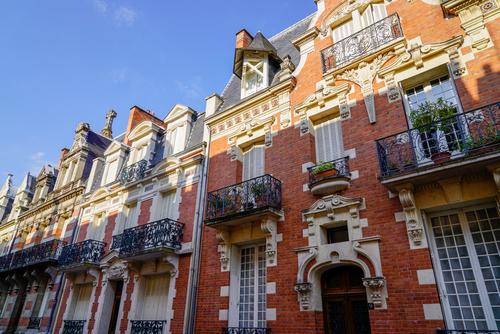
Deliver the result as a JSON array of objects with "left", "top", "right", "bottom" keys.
[
  {"left": 269, "top": 12, "right": 316, "bottom": 42},
  {"left": 221, "top": 74, "right": 238, "bottom": 97}
]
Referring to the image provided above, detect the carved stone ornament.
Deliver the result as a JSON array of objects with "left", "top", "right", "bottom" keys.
[
  {"left": 261, "top": 219, "right": 278, "bottom": 266},
  {"left": 71, "top": 122, "right": 90, "bottom": 151},
  {"left": 383, "top": 72, "right": 401, "bottom": 103},
  {"left": 101, "top": 109, "right": 117, "bottom": 138},
  {"left": 362, "top": 277, "right": 386, "bottom": 308},
  {"left": 447, "top": 46, "right": 468, "bottom": 78},
  {"left": 397, "top": 187, "right": 427, "bottom": 249},
  {"left": 216, "top": 231, "right": 231, "bottom": 272},
  {"left": 279, "top": 55, "right": 296, "bottom": 81},
  {"left": 336, "top": 52, "right": 395, "bottom": 124},
  {"left": 294, "top": 282, "right": 313, "bottom": 310},
  {"left": 295, "top": 82, "right": 351, "bottom": 120}
]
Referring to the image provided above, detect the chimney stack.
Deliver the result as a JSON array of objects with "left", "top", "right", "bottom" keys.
[{"left": 236, "top": 29, "right": 253, "bottom": 49}]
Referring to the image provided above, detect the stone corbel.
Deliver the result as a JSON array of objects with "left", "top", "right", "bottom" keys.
[
  {"left": 227, "top": 144, "right": 242, "bottom": 162},
  {"left": 260, "top": 219, "right": 278, "bottom": 266},
  {"left": 299, "top": 116, "right": 310, "bottom": 135},
  {"left": 397, "top": 186, "right": 427, "bottom": 249},
  {"left": 294, "top": 282, "right": 313, "bottom": 311},
  {"left": 383, "top": 72, "right": 401, "bottom": 103},
  {"left": 86, "top": 268, "right": 100, "bottom": 286},
  {"left": 264, "top": 123, "right": 273, "bottom": 148},
  {"left": 338, "top": 90, "right": 351, "bottom": 120},
  {"left": 216, "top": 231, "right": 231, "bottom": 272},
  {"left": 447, "top": 46, "right": 468, "bottom": 78},
  {"left": 362, "top": 277, "right": 386, "bottom": 308}
]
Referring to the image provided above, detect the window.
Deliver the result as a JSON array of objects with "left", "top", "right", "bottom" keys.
[
  {"left": 88, "top": 214, "right": 106, "bottom": 241},
  {"left": 238, "top": 245, "right": 267, "bottom": 328},
  {"left": 242, "top": 59, "right": 267, "bottom": 98},
  {"left": 166, "top": 128, "right": 178, "bottom": 156},
  {"left": 123, "top": 204, "right": 139, "bottom": 231},
  {"left": 359, "top": 4, "right": 387, "bottom": 29},
  {"left": 405, "top": 74, "right": 463, "bottom": 160},
  {"left": 155, "top": 191, "right": 176, "bottom": 220},
  {"left": 242, "top": 145, "right": 265, "bottom": 181},
  {"left": 326, "top": 225, "right": 349, "bottom": 244},
  {"left": 138, "top": 274, "right": 169, "bottom": 321},
  {"left": 332, "top": 3, "right": 387, "bottom": 43},
  {"left": 314, "top": 117, "right": 344, "bottom": 163},
  {"left": 104, "top": 159, "right": 119, "bottom": 184},
  {"left": 69, "top": 284, "right": 93, "bottom": 320},
  {"left": 428, "top": 206, "right": 500, "bottom": 330}
]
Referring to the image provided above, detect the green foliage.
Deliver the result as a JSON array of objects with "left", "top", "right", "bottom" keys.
[
  {"left": 409, "top": 98, "right": 457, "bottom": 132},
  {"left": 311, "top": 161, "right": 335, "bottom": 175},
  {"left": 465, "top": 123, "right": 500, "bottom": 150},
  {"left": 251, "top": 182, "right": 266, "bottom": 197}
]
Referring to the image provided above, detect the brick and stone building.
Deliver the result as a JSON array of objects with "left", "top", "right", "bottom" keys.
[{"left": 194, "top": 0, "right": 499, "bottom": 333}]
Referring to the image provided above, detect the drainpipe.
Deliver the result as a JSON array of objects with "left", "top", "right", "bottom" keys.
[
  {"left": 46, "top": 206, "right": 83, "bottom": 334},
  {"left": 183, "top": 132, "right": 211, "bottom": 334}
]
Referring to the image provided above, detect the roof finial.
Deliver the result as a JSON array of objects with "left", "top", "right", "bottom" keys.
[{"left": 101, "top": 109, "right": 117, "bottom": 138}]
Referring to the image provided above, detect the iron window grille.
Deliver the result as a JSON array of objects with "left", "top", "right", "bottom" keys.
[
  {"left": 62, "top": 320, "right": 85, "bottom": 334},
  {"left": 130, "top": 320, "right": 166, "bottom": 334}
]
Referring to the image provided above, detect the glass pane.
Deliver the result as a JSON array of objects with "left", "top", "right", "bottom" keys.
[{"left": 431, "top": 214, "right": 487, "bottom": 330}]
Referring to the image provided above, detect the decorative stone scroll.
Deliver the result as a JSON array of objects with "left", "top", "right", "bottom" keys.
[
  {"left": 397, "top": 186, "right": 427, "bottom": 249},
  {"left": 216, "top": 231, "right": 231, "bottom": 272},
  {"left": 260, "top": 219, "right": 278, "bottom": 266}
]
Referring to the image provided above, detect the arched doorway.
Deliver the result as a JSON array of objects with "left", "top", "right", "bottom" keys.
[{"left": 321, "top": 266, "right": 371, "bottom": 334}]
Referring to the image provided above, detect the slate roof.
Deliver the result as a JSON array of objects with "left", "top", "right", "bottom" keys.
[
  {"left": 219, "top": 13, "right": 315, "bottom": 114},
  {"left": 185, "top": 112, "right": 205, "bottom": 151}
]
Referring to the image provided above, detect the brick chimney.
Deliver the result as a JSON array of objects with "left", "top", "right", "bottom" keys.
[{"left": 236, "top": 29, "right": 253, "bottom": 48}]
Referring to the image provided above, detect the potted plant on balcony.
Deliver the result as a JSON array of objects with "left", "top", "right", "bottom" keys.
[
  {"left": 311, "top": 161, "right": 338, "bottom": 180},
  {"left": 251, "top": 182, "right": 267, "bottom": 207},
  {"left": 409, "top": 98, "right": 457, "bottom": 164}
]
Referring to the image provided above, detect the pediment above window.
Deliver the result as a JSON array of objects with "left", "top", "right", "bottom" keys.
[{"left": 127, "top": 121, "right": 163, "bottom": 143}]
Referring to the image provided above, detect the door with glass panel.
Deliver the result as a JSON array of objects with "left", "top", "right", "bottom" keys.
[
  {"left": 404, "top": 74, "right": 464, "bottom": 164},
  {"left": 428, "top": 205, "right": 500, "bottom": 330},
  {"left": 238, "top": 245, "right": 267, "bottom": 330}
]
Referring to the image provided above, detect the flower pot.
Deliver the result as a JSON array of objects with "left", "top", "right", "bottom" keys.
[
  {"left": 431, "top": 151, "right": 451, "bottom": 164},
  {"left": 313, "top": 168, "right": 339, "bottom": 180}
]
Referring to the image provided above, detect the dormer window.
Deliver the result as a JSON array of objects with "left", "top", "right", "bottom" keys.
[{"left": 242, "top": 58, "right": 267, "bottom": 98}]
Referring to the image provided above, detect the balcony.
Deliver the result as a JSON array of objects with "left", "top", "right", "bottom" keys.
[
  {"left": 110, "top": 234, "right": 123, "bottom": 250},
  {"left": 62, "top": 320, "right": 85, "bottom": 334},
  {"left": 10, "top": 239, "right": 66, "bottom": 270},
  {"left": 376, "top": 102, "right": 500, "bottom": 187},
  {"left": 118, "top": 159, "right": 148, "bottom": 185},
  {"left": 308, "top": 157, "right": 350, "bottom": 195},
  {"left": 119, "top": 218, "right": 183, "bottom": 260},
  {"left": 321, "top": 13, "right": 403, "bottom": 73},
  {"left": 58, "top": 240, "right": 106, "bottom": 272},
  {"left": 0, "top": 254, "right": 12, "bottom": 272},
  {"left": 27, "top": 317, "right": 41, "bottom": 329},
  {"left": 205, "top": 174, "right": 282, "bottom": 227},
  {"left": 130, "top": 320, "right": 166, "bottom": 334},
  {"left": 223, "top": 328, "right": 270, "bottom": 334},
  {"left": 436, "top": 331, "right": 500, "bottom": 334}
]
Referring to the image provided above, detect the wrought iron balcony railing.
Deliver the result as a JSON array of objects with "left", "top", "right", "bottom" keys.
[
  {"left": 119, "top": 218, "right": 183, "bottom": 258},
  {"left": 130, "top": 320, "right": 166, "bottom": 334},
  {"left": 10, "top": 239, "right": 66, "bottom": 269},
  {"left": 111, "top": 234, "right": 123, "bottom": 250},
  {"left": 0, "top": 254, "right": 12, "bottom": 272},
  {"left": 59, "top": 240, "right": 106, "bottom": 268},
  {"left": 376, "top": 102, "right": 500, "bottom": 178},
  {"left": 62, "top": 320, "right": 85, "bottom": 334},
  {"left": 308, "top": 157, "right": 350, "bottom": 185},
  {"left": 436, "top": 330, "right": 500, "bottom": 334},
  {"left": 223, "top": 328, "right": 271, "bottom": 334},
  {"left": 321, "top": 13, "right": 403, "bottom": 73},
  {"left": 205, "top": 174, "right": 282, "bottom": 224},
  {"left": 27, "top": 317, "right": 41, "bottom": 329},
  {"left": 118, "top": 159, "right": 148, "bottom": 185}
]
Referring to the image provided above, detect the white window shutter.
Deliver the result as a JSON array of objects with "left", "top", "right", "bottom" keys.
[
  {"left": 140, "top": 275, "right": 169, "bottom": 320},
  {"left": 315, "top": 119, "right": 344, "bottom": 162},
  {"left": 72, "top": 284, "right": 92, "bottom": 320},
  {"left": 372, "top": 4, "right": 387, "bottom": 22}
]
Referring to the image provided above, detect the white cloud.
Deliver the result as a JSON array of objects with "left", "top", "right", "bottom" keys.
[
  {"left": 175, "top": 77, "right": 203, "bottom": 100},
  {"left": 113, "top": 6, "right": 137, "bottom": 26},
  {"left": 93, "top": 0, "right": 108, "bottom": 14}
]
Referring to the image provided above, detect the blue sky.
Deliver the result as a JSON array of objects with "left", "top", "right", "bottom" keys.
[{"left": 0, "top": 1, "right": 316, "bottom": 187}]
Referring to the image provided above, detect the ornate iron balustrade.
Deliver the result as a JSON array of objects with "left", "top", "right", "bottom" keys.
[
  {"left": 223, "top": 328, "right": 271, "bottom": 334},
  {"left": 321, "top": 13, "right": 403, "bottom": 73},
  {"left": 376, "top": 102, "right": 500, "bottom": 178},
  {"left": 119, "top": 218, "right": 184, "bottom": 258},
  {"left": 436, "top": 330, "right": 500, "bottom": 334},
  {"left": 130, "top": 320, "right": 166, "bottom": 334},
  {"left": 0, "top": 254, "right": 12, "bottom": 272},
  {"left": 59, "top": 240, "right": 105, "bottom": 268},
  {"left": 111, "top": 234, "right": 123, "bottom": 250},
  {"left": 10, "top": 239, "right": 66, "bottom": 269},
  {"left": 62, "top": 320, "right": 85, "bottom": 334},
  {"left": 206, "top": 174, "right": 282, "bottom": 223},
  {"left": 308, "top": 157, "right": 350, "bottom": 185},
  {"left": 118, "top": 159, "right": 148, "bottom": 185},
  {"left": 27, "top": 317, "right": 41, "bottom": 329}
]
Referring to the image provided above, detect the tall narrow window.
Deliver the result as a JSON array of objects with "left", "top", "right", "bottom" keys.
[
  {"left": 89, "top": 214, "right": 106, "bottom": 241},
  {"left": 242, "top": 145, "right": 265, "bottom": 181},
  {"left": 360, "top": 4, "right": 387, "bottom": 28},
  {"left": 156, "top": 191, "right": 176, "bottom": 220},
  {"left": 70, "top": 284, "right": 93, "bottom": 321},
  {"left": 139, "top": 274, "right": 169, "bottom": 321},
  {"left": 429, "top": 206, "right": 500, "bottom": 330},
  {"left": 105, "top": 159, "right": 119, "bottom": 184},
  {"left": 238, "top": 245, "right": 267, "bottom": 329},
  {"left": 315, "top": 118, "right": 344, "bottom": 162},
  {"left": 242, "top": 60, "right": 266, "bottom": 98},
  {"left": 332, "top": 20, "right": 354, "bottom": 42}
]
